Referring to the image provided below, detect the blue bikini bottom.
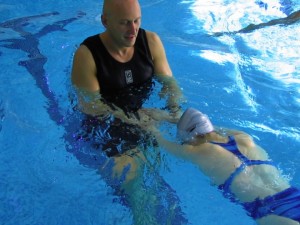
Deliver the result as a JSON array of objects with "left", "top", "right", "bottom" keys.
[{"left": 242, "top": 187, "right": 300, "bottom": 222}]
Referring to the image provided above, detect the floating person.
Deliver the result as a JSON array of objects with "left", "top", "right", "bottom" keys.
[
  {"left": 140, "top": 107, "right": 300, "bottom": 225},
  {"left": 213, "top": 9, "right": 300, "bottom": 36},
  {"left": 236, "top": 9, "right": 300, "bottom": 34}
]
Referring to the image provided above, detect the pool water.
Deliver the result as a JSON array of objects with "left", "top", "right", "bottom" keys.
[{"left": 1, "top": 0, "right": 300, "bottom": 224}]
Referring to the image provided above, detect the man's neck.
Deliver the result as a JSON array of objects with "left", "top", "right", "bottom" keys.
[{"left": 100, "top": 32, "right": 134, "bottom": 63}]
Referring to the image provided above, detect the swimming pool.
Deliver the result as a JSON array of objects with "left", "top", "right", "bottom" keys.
[{"left": 1, "top": 0, "right": 299, "bottom": 224}]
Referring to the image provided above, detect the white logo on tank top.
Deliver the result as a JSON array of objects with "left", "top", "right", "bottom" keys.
[{"left": 124, "top": 70, "right": 133, "bottom": 84}]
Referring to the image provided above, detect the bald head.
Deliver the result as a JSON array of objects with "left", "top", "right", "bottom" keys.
[
  {"left": 102, "top": 0, "right": 141, "bottom": 17},
  {"left": 100, "top": 0, "right": 142, "bottom": 47}
]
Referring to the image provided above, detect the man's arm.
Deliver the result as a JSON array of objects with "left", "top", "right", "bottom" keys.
[
  {"left": 156, "top": 74, "right": 183, "bottom": 115},
  {"left": 146, "top": 31, "right": 172, "bottom": 76},
  {"left": 146, "top": 31, "right": 184, "bottom": 115},
  {"left": 71, "top": 45, "right": 99, "bottom": 92},
  {"left": 71, "top": 45, "right": 110, "bottom": 116},
  {"left": 138, "top": 108, "right": 179, "bottom": 124},
  {"left": 71, "top": 45, "right": 132, "bottom": 120}
]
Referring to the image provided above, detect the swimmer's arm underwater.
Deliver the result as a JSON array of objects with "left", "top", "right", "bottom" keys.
[{"left": 144, "top": 123, "right": 194, "bottom": 161}]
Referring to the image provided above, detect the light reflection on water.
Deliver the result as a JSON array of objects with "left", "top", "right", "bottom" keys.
[
  {"left": 177, "top": 0, "right": 300, "bottom": 190},
  {"left": 184, "top": 0, "right": 300, "bottom": 132}
]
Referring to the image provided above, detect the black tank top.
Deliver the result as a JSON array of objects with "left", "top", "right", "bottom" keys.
[{"left": 81, "top": 28, "right": 155, "bottom": 112}]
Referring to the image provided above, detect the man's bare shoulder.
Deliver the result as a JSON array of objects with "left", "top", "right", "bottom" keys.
[
  {"left": 74, "top": 44, "right": 92, "bottom": 58},
  {"left": 71, "top": 44, "right": 98, "bottom": 91},
  {"left": 145, "top": 30, "right": 161, "bottom": 44}
]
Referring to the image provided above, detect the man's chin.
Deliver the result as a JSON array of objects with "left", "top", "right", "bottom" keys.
[{"left": 124, "top": 37, "right": 136, "bottom": 46}]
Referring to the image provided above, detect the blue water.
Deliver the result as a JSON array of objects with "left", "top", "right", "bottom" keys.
[{"left": 1, "top": 0, "right": 300, "bottom": 224}]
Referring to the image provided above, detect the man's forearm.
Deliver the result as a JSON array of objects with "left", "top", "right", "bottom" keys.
[
  {"left": 156, "top": 74, "right": 184, "bottom": 113},
  {"left": 75, "top": 88, "right": 139, "bottom": 123}
]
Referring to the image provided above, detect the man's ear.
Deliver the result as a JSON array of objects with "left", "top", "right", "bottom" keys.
[{"left": 101, "top": 15, "right": 108, "bottom": 27}]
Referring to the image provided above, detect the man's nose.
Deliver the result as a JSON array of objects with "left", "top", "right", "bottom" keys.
[{"left": 128, "top": 21, "right": 137, "bottom": 33}]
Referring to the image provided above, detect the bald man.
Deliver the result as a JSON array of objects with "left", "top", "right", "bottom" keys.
[
  {"left": 72, "top": 0, "right": 181, "bottom": 116},
  {"left": 71, "top": 0, "right": 182, "bottom": 155},
  {"left": 70, "top": 0, "right": 186, "bottom": 224}
]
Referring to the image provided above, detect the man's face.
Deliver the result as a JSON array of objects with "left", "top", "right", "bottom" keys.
[{"left": 103, "top": 0, "right": 142, "bottom": 48}]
